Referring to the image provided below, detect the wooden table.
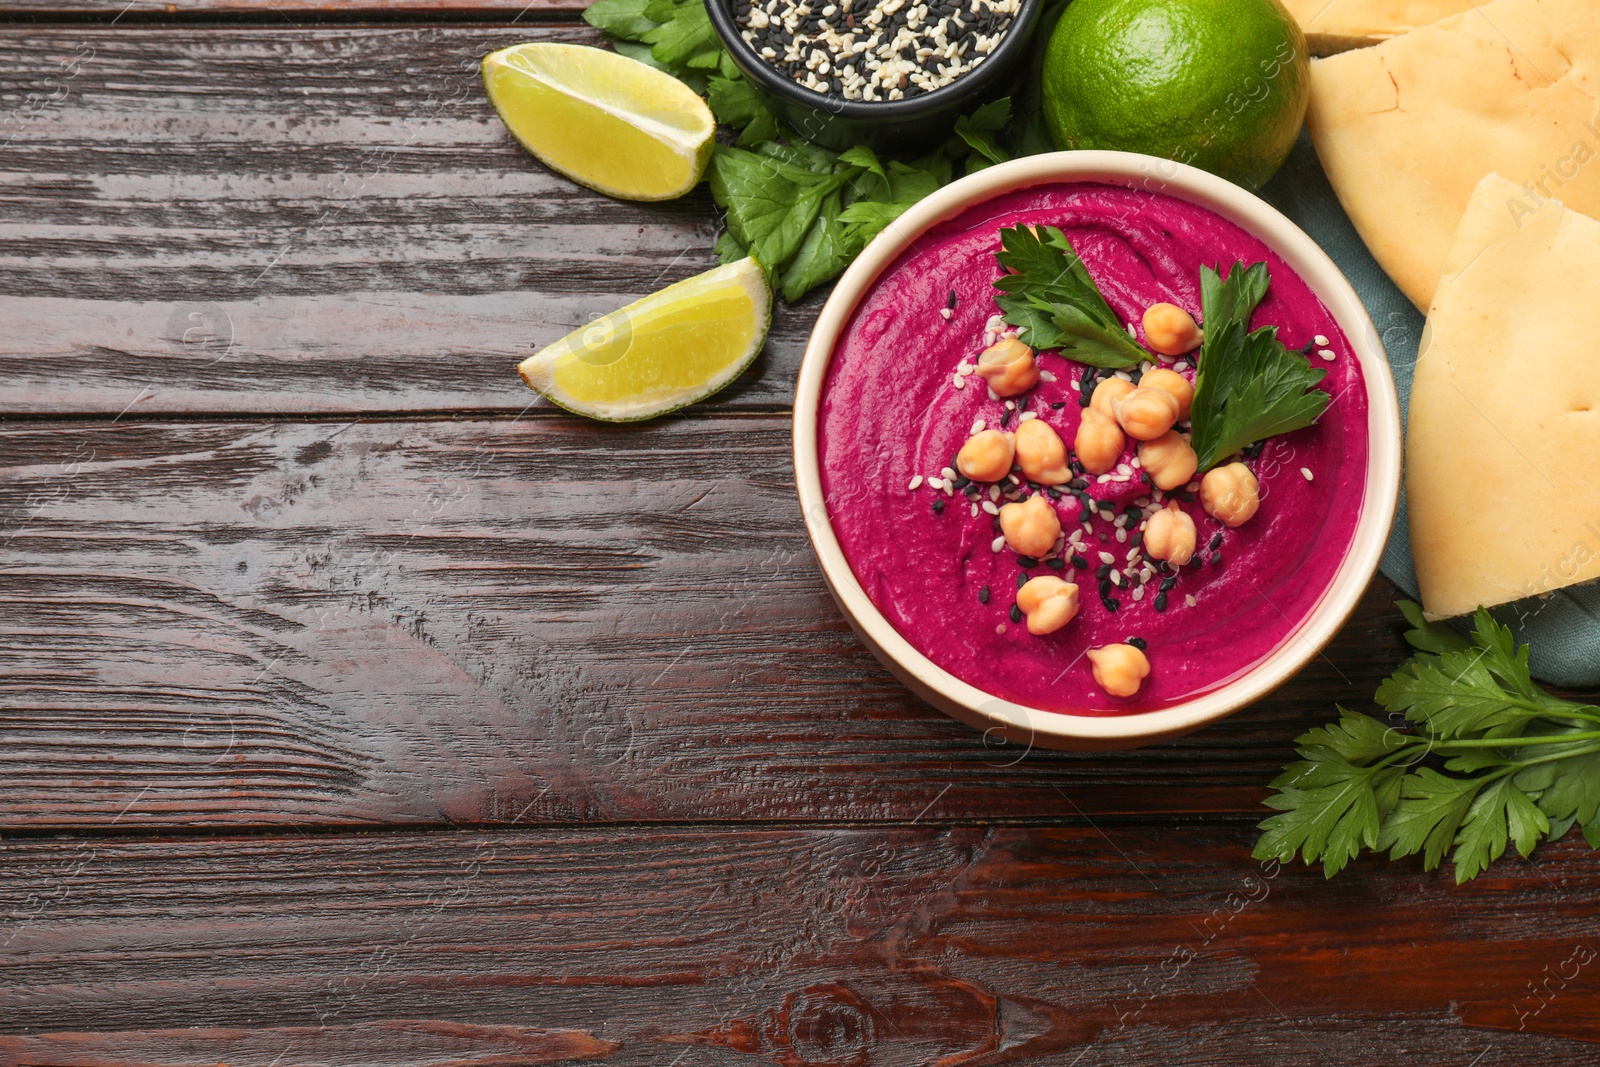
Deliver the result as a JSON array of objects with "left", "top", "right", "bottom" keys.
[{"left": 2, "top": 4, "right": 1597, "bottom": 1064}]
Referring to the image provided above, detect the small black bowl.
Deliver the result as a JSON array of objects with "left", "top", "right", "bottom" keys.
[{"left": 705, "top": 0, "right": 1044, "bottom": 152}]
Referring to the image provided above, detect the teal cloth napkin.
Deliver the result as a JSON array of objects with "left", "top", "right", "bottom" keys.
[{"left": 1259, "top": 132, "right": 1600, "bottom": 688}]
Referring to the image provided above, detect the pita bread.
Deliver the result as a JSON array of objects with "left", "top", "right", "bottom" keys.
[
  {"left": 1283, "top": 0, "right": 1473, "bottom": 53},
  {"left": 1307, "top": 0, "right": 1600, "bottom": 309},
  {"left": 1407, "top": 173, "right": 1600, "bottom": 618}
]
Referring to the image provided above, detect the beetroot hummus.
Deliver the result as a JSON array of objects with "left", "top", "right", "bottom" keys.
[{"left": 817, "top": 182, "right": 1369, "bottom": 714}]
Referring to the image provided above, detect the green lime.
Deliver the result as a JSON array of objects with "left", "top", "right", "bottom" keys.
[
  {"left": 1041, "top": 0, "right": 1310, "bottom": 190},
  {"left": 517, "top": 257, "right": 771, "bottom": 422}
]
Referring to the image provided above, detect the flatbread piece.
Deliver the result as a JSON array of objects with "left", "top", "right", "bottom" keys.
[
  {"left": 1308, "top": 0, "right": 1600, "bottom": 309},
  {"left": 1408, "top": 173, "right": 1600, "bottom": 618},
  {"left": 1283, "top": 0, "right": 1474, "bottom": 53}
]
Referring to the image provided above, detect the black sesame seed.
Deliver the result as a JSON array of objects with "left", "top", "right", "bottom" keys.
[
  {"left": 1154, "top": 592, "right": 1169, "bottom": 612},
  {"left": 1077, "top": 395, "right": 1091, "bottom": 408},
  {"left": 1016, "top": 555, "right": 1038, "bottom": 568},
  {"left": 1159, "top": 575, "right": 1177, "bottom": 592},
  {"left": 1096, "top": 564, "right": 1112, "bottom": 580},
  {"left": 1010, "top": 603, "right": 1023, "bottom": 623},
  {"left": 1176, "top": 489, "right": 1195, "bottom": 502},
  {"left": 1210, "top": 552, "right": 1223, "bottom": 567},
  {"left": 947, "top": 289, "right": 957, "bottom": 309},
  {"left": 1104, "top": 597, "right": 1121, "bottom": 613},
  {"left": 1208, "top": 531, "right": 1223, "bottom": 551},
  {"left": 931, "top": 498, "right": 945, "bottom": 514},
  {"left": 1046, "top": 557, "right": 1066, "bottom": 570},
  {"left": 1079, "top": 508, "right": 1092, "bottom": 524},
  {"left": 1051, "top": 401, "right": 1066, "bottom": 410},
  {"left": 1069, "top": 478, "right": 1088, "bottom": 491},
  {"left": 1070, "top": 555, "right": 1088, "bottom": 571},
  {"left": 978, "top": 586, "right": 990, "bottom": 604},
  {"left": 1130, "top": 531, "right": 1143, "bottom": 547},
  {"left": 1046, "top": 487, "right": 1061, "bottom": 500},
  {"left": 1016, "top": 572, "right": 1029, "bottom": 590},
  {"left": 1127, "top": 636, "right": 1148, "bottom": 652},
  {"left": 953, "top": 475, "right": 970, "bottom": 490}
]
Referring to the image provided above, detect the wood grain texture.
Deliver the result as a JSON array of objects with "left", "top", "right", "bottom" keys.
[
  {"left": 0, "top": 24, "right": 820, "bottom": 418},
  {"left": 1, "top": 416, "right": 1410, "bottom": 829},
  {"left": 2, "top": 827, "right": 1598, "bottom": 1063}
]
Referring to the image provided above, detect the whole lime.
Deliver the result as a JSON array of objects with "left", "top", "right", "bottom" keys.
[{"left": 1041, "top": 0, "right": 1310, "bottom": 190}]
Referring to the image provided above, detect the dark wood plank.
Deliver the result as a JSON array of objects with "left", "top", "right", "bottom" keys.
[
  {"left": 0, "top": 24, "right": 817, "bottom": 418},
  {"left": 2, "top": 827, "right": 1597, "bottom": 1063},
  {"left": 3, "top": 416, "right": 1412, "bottom": 830},
  {"left": 0, "top": 0, "right": 586, "bottom": 12}
]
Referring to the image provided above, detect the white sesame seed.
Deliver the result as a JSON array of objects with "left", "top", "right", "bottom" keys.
[
  {"left": 987, "top": 387, "right": 1000, "bottom": 401},
  {"left": 939, "top": 307, "right": 953, "bottom": 320},
  {"left": 957, "top": 361, "right": 974, "bottom": 374},
  {"left": 907, "top": 475, "right": 923, "bottom": 490},
  {"left": 985, "top": 314, "right": 1003, "bottom": 332},
  {"left": 981, "top": 500, "right": 999, "bottom": 515},
  {"left": 1125, "top": 323, "right": 1137, "bottom": 338},
  {"left": 940, "top": 466, "right": 957, "bottom": 481},
  {"left": 1173, "top": 361, "right": 1189, "bottom": 372},
  {"left": 1314, "top": 334, "right": 1329, "bottom": 346},
  {"left": 1185, "top": 594, "right": 1198, "bottom": 608},
  {"left": 1039, "top": 370, "right": 1056, "bottom": 382},
  {"left": 1114, "top": 370, "right": 1133, "bottom": 382},
  {"left": 970, "top": 503, "right": 979, "bottom": 517},
  {"left": 954, "top": 375, "right": 966, "bottom": 389},
  {"left": 1301, "top": 467, "right": 1314, "bottom": 482},
  {"left": 1097, "top": 474, "right": 1112, "bottom": 484},
  {"left": 927, "top": 476, "right": 944, "bottom": 489},
  {"left": 1126, "top": 548, "right": 1141, "bottom": 561},
  {"left": 1019, "top": 411, "right": 1038, "bottom": 422},
  {"left": 970, "top": 418, "right": 986, "bottom": 434},
  {"left": 1116, "top": 463, "right": 1132, "bottom": 476},
  {"left": 1070, "top": 378, "right": 1081, "bottom": 391},
  {"left": 1004, "top": 400, "right": 1015, "bottom": 410},
  {"left": 1109, "top": 570, "right": 1122, "bottom": 587},
  {"left": 1099, "top": 551, "right": 1115, "bottom": 565},
  {"left": 1116, "top": 528, "right": 1128, "bottom": 543},
  {"left": 1132, "top": 586, "right": 1146, "bottom": 602},
  {"left": 1317, "top": 349, "right": 1335, "bottom": 362},
  {"left": 992, "top": 536, "right": 1006, "bottom": 553},
  {"left": 996, "top": 623, "right": 1007, "bottom": 634},
  {"left": 1114, "top": 514, "right": 1128, "bottom": 528},
  {"left": 944, "top": 482, "right": 954, "bottom": 497}
]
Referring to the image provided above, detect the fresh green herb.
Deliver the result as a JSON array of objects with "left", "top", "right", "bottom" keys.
[
  {"left": 991, "top": 225, "right": 1149, "bottom": 368},
  {"left": 1187, "top": 261, "right": 1329, "bottom": 471},
  {"left": 1254, "top": 603, "right": 1600, "bottom": 883},
  {"left": 582, "top": 0, "right": 1056, "bottom": 300}
]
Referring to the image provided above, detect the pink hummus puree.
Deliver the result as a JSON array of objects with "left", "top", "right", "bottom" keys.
[{"left": 817, "top": 182, "right": 1369, "bottom": 714}]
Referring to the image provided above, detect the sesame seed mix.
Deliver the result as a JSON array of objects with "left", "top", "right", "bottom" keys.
[{"left": 736, "top": 0, "right": 1020, "bottom": 101}]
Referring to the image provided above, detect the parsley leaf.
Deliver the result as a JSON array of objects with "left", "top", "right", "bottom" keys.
[
  {"left": 991, "top": 225, "right": 1149, "bottom": 367},
  {"left": 583, "top": 0, "right": 1061, "bottom": 301},
  {"left": 1257, "top": 604, "right": 1600, "bottom": 883},
  {"left": 1188, "top": 262, "right": 1330, "bottom": 471}
]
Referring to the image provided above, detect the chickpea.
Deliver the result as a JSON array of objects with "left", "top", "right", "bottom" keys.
[
  {"left": 1142, "top": 502, "right": 1197, "bottom": 566},
  {"left": 1113, "top": 386, "right": 1181, "bottom": 441},
  {"left": 973, "top": 338, "right": 1039, "bottom": 397},
  {"left": 1014, "top": 419, "right": 1071, "bottom": 485},
  {"left": 998, "top": 495, "right": 1061, "bottom": 558},
  {"left": 1200, "top": 462, "right": 1261, "bottom": 528},
  {"left": 1139, "top": 368, "right": 1194, "bottom": 420},
  {"left": 1142, "top": 302, "right": 1203, "bottom": 356},
  {"left": 1086, "top": 643, "right": 1151, "bottom": 698},
  {"left": 1016, "top": 575, "right": 1081, "bottom": 636},
  {"left": 956, "top": 429, "right": 1015, "bottom": 483},
  {"left": 1074, "top": 407, "right": 1124, "bottom": 476},
  {"left": 1137, "top": 430, "right": 1199, "bottom": 492},
  {"left": 1090, "top": 376, "right": 1134, "bottom": 417}
]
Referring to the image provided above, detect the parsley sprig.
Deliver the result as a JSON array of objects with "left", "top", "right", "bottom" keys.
[
  {"left": 1188, "top": 262, "right": 1330, "bottom": 471},
  {"left": 991, "top": 225, "right": 1148, "bottom": 368},
  {"left": 582, "top": 0, "right": 1061, "bottom": 300},
  {"left": 1255, "top": 603, "right": 1600, "bottom": 883}
]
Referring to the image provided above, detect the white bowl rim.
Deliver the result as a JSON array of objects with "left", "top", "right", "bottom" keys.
[{"left": 792, "top": 150, "right": 1403, "bottom": 746}]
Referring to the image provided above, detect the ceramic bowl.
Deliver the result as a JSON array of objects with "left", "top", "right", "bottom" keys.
[
  {"left": 703, "top": 0, "right": 1046, "bottom": 151},
  {"left": 792, "top": 150, "right": 1403, "bottom": 751}
]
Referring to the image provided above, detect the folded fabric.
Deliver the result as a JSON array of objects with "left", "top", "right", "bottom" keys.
[{"left": 1261, "top": 133, "right": 1600, "bottom": 688}]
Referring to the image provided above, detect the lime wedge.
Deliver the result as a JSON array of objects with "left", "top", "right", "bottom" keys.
[
  {"left": 483, "top": 41, "right": 715, "bottom": 202},
  {"left": 518, "top": 257, "right": 772, "bottom": 421}
]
